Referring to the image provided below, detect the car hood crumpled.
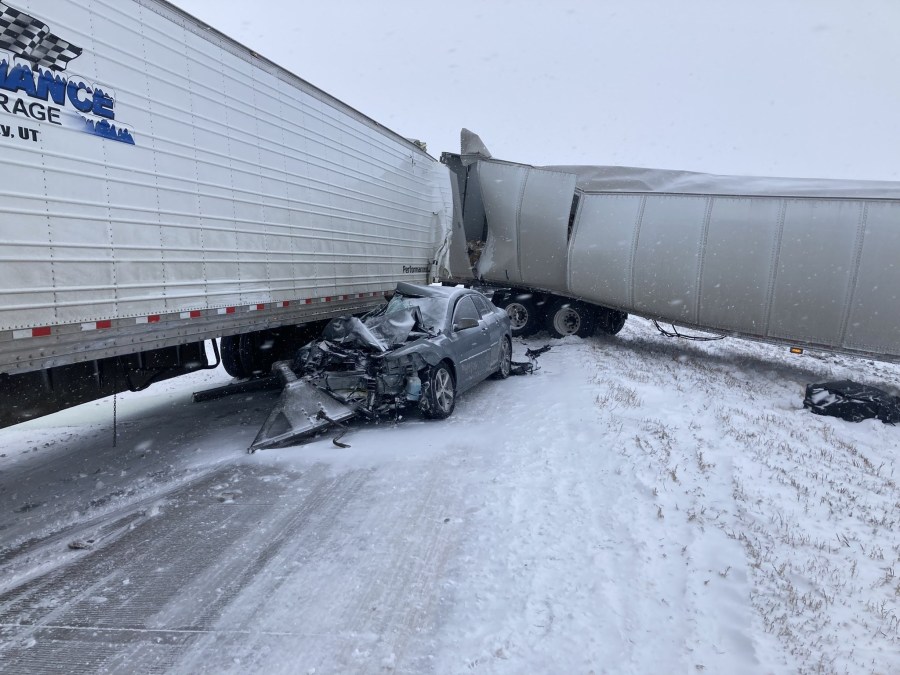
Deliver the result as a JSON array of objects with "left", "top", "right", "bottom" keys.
[{"left": 322, "top": 308, "right": 427, "bottom": 353}]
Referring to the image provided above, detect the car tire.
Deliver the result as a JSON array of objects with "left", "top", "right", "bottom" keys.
[
  {"left": 596, "top": 308, "right": 628, "bottom": 335},
  {"left": 545, "top": 299, "right": 595, "bottom": 338},
  {"left": 491, "top": 335, "right": 512, "bottom": 379},
  {"left": 424, "top": 361, "right": 456, "bottom": 419},
  {"left": 493, "top": 294, "right": 541, "bottom": 337}
]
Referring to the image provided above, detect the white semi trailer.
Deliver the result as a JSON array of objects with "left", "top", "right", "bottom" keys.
[
  {"left": 0, "top": 0, "right": 454, "bottom": 427},
  {"left": 443, "top": 130, "right": 900, "bottom": 362}
]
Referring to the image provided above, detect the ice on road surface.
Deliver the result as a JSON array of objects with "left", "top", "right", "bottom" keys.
[{"left": 1, "top": 318, "right": 899, "bottom": 674}]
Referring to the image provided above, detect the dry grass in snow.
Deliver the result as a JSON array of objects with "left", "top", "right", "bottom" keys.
[{"left": 588, "top": 319, "right": 900, "bottom": 674}]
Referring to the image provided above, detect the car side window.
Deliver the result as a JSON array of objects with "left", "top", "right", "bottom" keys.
[
  {"left": 471, "top": 293, "right": 494, "bottom": 318},
  {"left": 452, "top": 296, "right": 481, "bottom": 329}
]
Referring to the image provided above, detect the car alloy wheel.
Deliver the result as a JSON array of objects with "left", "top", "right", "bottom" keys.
[
  {"left": 492, "top": 336, "right": 512, "bottom": 379},
  {"left": 425, "top": 363, "right": 456, "bottom": 419}
]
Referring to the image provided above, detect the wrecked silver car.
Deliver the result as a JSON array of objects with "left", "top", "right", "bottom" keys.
[{"left": 251, "top": 283, "right": 512, "bottom": 450}]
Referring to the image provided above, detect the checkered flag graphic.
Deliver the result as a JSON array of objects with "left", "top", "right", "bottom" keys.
[
  {"left": 0, "top": 2, "right": 47, "bottom": 56},
  {"left": 0, "top": 2, "right": 81, "bottom": 71},
  {"left": 30, "top": 32, "right": 82, "bottom": 71}
]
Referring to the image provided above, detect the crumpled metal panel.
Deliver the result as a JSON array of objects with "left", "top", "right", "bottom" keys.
[
  {"left": 519, "top": 169, "right": 577, "bottom": 292},
  {"left": 475, "top": 161, "right": 575, "bottom": 292},
  {"left": 250, "top": 378, "right": 356, "bottom": 451},
  {"left": 442, "top": 161, "right": 475, "bottom": 279},
  {"left": 476, "top": 162, "right": 527, "bottom": 284},
  {"left": 544, "top": 163, "right": 900, "bottom": 199}
]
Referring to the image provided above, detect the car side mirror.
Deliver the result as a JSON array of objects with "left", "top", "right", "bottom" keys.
[{"left": 453, "top": 317, "right": 479, "bottom": 332}]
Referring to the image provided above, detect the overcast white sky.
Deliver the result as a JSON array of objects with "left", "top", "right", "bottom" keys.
[{"left": 172, "top": 0, "right": 900, "bottom": 180}]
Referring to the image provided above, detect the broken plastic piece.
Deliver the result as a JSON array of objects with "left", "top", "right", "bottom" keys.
[{"left": 803, "top": 380, "right": 900, "bottom": 424}]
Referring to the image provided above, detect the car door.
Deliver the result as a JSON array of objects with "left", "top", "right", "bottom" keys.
[
  {"left": 448, "top": 295, "right": 493, "bottom": 392},
  {"left": 471, "top": 292, "right": 504, "bottom": 371}
]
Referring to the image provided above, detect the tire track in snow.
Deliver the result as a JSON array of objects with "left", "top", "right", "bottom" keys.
[
  {"left": 166, "top": 455, "right": 467, "bottom": 675},
  {"left": 0, "top": 463, "right": 375, "bottom": 673},
  {"left": 590, "top": 330, "right": 767, "bottom": 673},
  {"left": 434, "top": 338, "right": 693, "bottom": 673}
]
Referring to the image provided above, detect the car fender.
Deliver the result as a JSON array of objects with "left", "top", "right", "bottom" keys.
[{"left": 384, "top": 339, "right": 445, "bottom": 369}]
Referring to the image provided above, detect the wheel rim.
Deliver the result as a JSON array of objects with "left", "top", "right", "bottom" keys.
[
  {"left": 434, "top": 368, "right": 454, "bottom": 413},
  {"left": 552, "top": 307, "right": 581, "bottom": 335},
  {"left": 506, "top": 303, "right": 530, "bottom": 330},
  {"left": 500, "top": 338, "right": 511, "bottom": 376}
]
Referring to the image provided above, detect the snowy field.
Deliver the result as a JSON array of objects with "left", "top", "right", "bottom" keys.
[{"left": 1, "top": 317, "right": 899, "bottom": 674}]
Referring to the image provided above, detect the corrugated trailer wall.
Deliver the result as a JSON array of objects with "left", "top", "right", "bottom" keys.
[
  {"left": 468, "top": 155, "right": 900, "bottom": 361},
  {"left": 568, "top": 193, "right": 900, "bottom": 358},
  {"left": 0, "top": 0, "right": 451, "bottom": 373}
]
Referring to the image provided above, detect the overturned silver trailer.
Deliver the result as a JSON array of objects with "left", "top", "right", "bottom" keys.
[{"left": 444, "top": 131, "right": 900, "bottom": 361}]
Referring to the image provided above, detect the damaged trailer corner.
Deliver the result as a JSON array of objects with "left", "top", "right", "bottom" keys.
[{"left": 444, "top": 129, "right": 900, "bottom": 362}]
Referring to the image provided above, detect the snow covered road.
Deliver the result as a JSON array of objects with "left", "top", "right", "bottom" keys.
[{"left": 1, "top": 320, "right": 899, "bottom": 674}]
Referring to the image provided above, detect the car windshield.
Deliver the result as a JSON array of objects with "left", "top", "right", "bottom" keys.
[{"left": 382, "top": 293, "right": 447, "bottom": 331}]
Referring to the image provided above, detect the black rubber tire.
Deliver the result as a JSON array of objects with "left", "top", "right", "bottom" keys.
[
  {"left": 424, "top": 362, "right": 456, "bottom": 419},
  {"left": 544, "top": 299, "right": 596, "bottom": 338},
  {"left": 493, "top": 294, "right": 541, "bottom": 337},
  {"left": 238, "top": 331, "right": 278, "bottom": 378},
  {"left": 221, "top": 335, "right": 248, "bottom": 378},
  {"left": 491, "top": 335, "right": 512, "bottom": 379},
  {"left": 596, "top": 309, "right": 628, "bottom": 335}
]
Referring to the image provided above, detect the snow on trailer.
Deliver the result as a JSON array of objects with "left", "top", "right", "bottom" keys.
[
  {"left": 445, "top": 130, "right": 900, "bottom": 361},
  {"left": 0, "top": 0, "right": 454, "bottom": 427}
]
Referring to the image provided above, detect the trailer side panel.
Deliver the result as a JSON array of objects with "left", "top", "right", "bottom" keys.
[{"left": 0, "top": 0, "right": 451, "bottom": 375}]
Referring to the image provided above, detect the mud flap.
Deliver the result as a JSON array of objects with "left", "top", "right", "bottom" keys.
[{"left": 250, "top": 364, "right": 357, "bottom": 452}]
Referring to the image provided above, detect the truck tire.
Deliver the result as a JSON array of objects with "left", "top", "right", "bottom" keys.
[
  {"left": 493, "top": 294, "right": 541, "bottom": 337},
  {"left": 596, "top": 308, "right": 628, "bottom": 335},
  {"left": 238, "top": 330, "right": 278, "bottom": 378},
  {"left": 544, "top": 299, "right": 595, "bottom": 338},
  {"left": 424, "top": 362, "right": 456, "bottom": 419},
  {"left": 221, "top": 335, "right": 248, "bottom": 378}
]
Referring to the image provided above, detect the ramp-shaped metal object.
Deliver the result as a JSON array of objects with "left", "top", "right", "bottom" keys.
[{"left": 250, "top": 365, "right": 356, "bottom": 452}]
